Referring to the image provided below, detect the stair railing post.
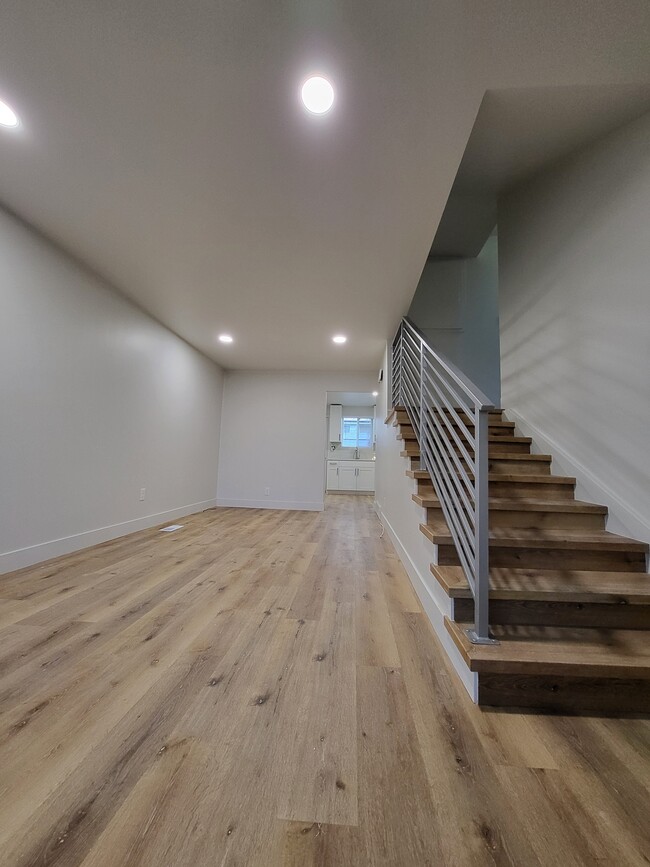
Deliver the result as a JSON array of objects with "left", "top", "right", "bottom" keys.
[{"left": 467, "top": 407, "right": 497, "bottom": 645}]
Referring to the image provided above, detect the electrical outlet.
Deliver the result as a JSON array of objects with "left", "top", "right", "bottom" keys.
[
  {"left": 140, "top": 488, "right": 146, "bottom": 501},
  {"left": 264, "top": 487, "right": 270, "bottom": 496}
]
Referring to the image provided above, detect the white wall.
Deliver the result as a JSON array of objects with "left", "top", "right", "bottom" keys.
[
  {"left": 499, "top": 111, "right": 650, "bottom": 544},
  {"left": 217, "top": 371, "right": 377, "bottom": 511},
  {"left": 374, "top": 346, "right": 477, "bottom": 698},
  {"left": 0, "top": 207, "right": 224, "bottom": 572},
  {"left": 408, "top": 235, "right": 501, "bottom": 405}
]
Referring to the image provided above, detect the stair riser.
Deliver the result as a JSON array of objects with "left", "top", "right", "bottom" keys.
[
  {"left": 446, "top": 426, "right": 516, "bottom": 438},
  {"left": 404, "top": 442, "right": 533, "bottom": 456},
  {"left": 437, "top": 543, "right": 647, "bottom": 572},
  {"left": 451, "top": 457, "right": 552, "bottom": 475},
  {"left": 485, "top": 459, "right": 551, "bottom": 475},
  {"left": 442, "top": 411, "right": 505, "bottom": 423},
  {"left": 487, "top": 481, "right": 575, "bottom": 499},
  {"left": 477, "top": 674, "right": 650, "bottom": 714},
  {"left": 453, "top": 598, "right": 650, "bottom": 630},
  {"left": 425, "top": 507, "right": 606, "bottom": 531},
  {"left": 448, "top": 442, "right": 533, "bottom": 455}
]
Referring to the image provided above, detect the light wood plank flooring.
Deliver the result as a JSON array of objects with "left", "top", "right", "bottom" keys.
[{"left": 0, "top": 495, "right": 648, "bottom": 866}]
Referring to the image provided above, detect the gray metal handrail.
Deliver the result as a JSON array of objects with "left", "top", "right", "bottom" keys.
[{"left": 391, "top": 317, "right": 497, "bottom": 644}]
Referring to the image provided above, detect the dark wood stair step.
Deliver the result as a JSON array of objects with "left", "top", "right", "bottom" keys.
[
  {"left": 432, "top": 564, "right": 650, "bottom": 629},
  {"left": 398, "top": 433, "right": 533, "bottom": 454},
  {"left": 419, "top": 521, "right": 648, "bottom": 572},
  {"left": 409, "top": 469, "right": 577, "bottom": 500},
  {"left": 413, "top": 494, "right": 608, "bottom": 530},
  {"left": 438, "top": 418, "right": 516, "bottom": 432},
  {"left": 444, "top": 618, "right": 650, "bottom": 713}
]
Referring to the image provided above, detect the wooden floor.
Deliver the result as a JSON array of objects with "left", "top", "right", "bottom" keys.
[{"left": 1, "top": 496, "right": 649, "bottom": 866}]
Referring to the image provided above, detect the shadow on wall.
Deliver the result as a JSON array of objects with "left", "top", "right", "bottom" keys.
[{"left": 498, "top": 110, "right": 650, "bottom": 541}]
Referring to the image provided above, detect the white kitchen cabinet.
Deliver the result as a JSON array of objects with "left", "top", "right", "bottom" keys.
[
  {"left": 338, "top": 465, "right": 357, "bottom": 491},
  {"left": 325, "top": 461, "right": 375, "bottom": 493},
  {"left": 326, "top": 461, "right": 339, "bottom": 490},
  {"left": 328, "top": 405, "right": 342, "bottom": 443},
  {"left": 356, "top": 465, "right": 375, "bottom": 491}
]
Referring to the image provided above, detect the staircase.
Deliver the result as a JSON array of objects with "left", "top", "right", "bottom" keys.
[{"left": 387, "top": 320, "right": 650, "bottom": 714}]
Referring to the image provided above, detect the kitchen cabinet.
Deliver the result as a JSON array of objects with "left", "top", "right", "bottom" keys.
[
  {"left": 338, "top": 465, "right": 357, "bottom": 491},
  {"left": 326, "top": 461, "right": 375, "bottom": 492},
  {"left": 328, "top": 405, "right": 342, "bottom": 443},
  {"left": 356, "top": 465, "right": 375, "bottom": 491},
  {"left": 326, "top": 461, "right": 339, "bottom": 490}
]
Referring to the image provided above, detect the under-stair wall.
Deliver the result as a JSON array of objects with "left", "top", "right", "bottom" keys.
[{"left": 374, "top": 346, "right": 478, "bottom": 698}]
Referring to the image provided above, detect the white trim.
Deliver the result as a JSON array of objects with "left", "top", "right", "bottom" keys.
[
  {"left": 508, "top": 409, "right": 650, "bottom": 549},
  {"left": 374, "top": 500, "right": 478, "bottom": 701},
  {"left": 0, "top": 499, "right": 216, "bottom": 574},
  {"left": 216, "top": 498, "right": 323, "bottom": 512}
]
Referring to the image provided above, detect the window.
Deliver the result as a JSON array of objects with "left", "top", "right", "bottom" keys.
[{"left": 342, "top": 417, "right": 373, "bottom": 448}]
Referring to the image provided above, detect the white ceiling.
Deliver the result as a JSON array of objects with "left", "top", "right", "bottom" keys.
[
  {"left": 1, "top": 1, "right": 649, "bottom": 370},
  {"left": 327, "top": 391, "right": 377, "bottom": 407}
]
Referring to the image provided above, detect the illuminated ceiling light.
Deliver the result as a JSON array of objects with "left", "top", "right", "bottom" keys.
[
  {"left": 0, "top": 99, "right": 20, "bottom": 128},
  {"left": 301, "top": 76, "right": 335, "bottom": 114},
  {"left": 372, "top": 391, "right": 378, "bottom": 397},
  {"left": 332, "top": 334, "right": 347, "bottom": 344},
  {"left": 218, "top": 334, "right": 234, "bottom": 344}
]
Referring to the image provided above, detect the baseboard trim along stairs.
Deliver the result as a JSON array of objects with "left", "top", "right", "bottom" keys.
[{"left": 386, "top": 405, "right": 650, "bottom": 714}]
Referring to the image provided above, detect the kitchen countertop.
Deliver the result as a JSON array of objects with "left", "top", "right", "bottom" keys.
[{"left": 327, "top": 458, "right": 376, "bottom": 462}]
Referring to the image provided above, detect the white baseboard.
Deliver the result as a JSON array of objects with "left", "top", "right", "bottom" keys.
[
  {"left": 215, "top": 498, "right": 323, "bottom": 512},
  {"left": 0, "top": 499, "right": 217, "bottom": 575},
  {"left": 375, "top": 502, "right": 478, "bottom": 701}
]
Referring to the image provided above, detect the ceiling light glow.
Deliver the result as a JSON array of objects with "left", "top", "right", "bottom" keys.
[
  {"left": 218, "top": 334, "right": 234, "bottom": 344},
  {"left": 0, "top": 99, "right": 19, "bottom": 128},
  {"left": 301, "top": 76, "right": 334, "bottom": 114},
  {"left": 332, "top": 335, "right": 347, "bottom": 344},
  {"left": 372, "top": 391, "right": 378, "bottom": 397}
]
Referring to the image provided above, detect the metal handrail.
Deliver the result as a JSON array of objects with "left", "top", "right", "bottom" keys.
[{"left": 391, "top": 317, "right": 497, "bottom": 644}]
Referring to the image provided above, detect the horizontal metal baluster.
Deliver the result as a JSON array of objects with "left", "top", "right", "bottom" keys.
[
  {"left": 425, "top": 403, "right": 477, "bottom": 508},
  {"left": 389, "top": 316, "right": 496, "bottom": 646},
  {"left": 422, "top": 419, "right": 476, "bottom": 538},
  {"left": 422, "top": 376, "right": 477, "bottom": 474},
  {"left": 424, "top": 456, "right": 477, "bottom": 584}
]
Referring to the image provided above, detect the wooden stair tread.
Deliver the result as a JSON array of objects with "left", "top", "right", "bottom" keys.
[
  {"left": 384, "top": 406, "right": 405, "bottom": 424},
  {"left": 412, "top": 494, "right": 607, "bottom": 514},
  {"left": 444, "top": 618, "right": 650, "bottom": 678},
  {"left": 487, "top": 454, "right": 551, "bottom": 462},
  {"left": 407, "top": 469, "right": 576, "bottom": 485},
  {"left": 442, "top": 420, "right": 515, "bottom": 430},
  {"left": 431, "top": 564, "right": 650, "bottom": 604},
  {"left": 420, "top": 519, "right": 649, "bottom": 552}
]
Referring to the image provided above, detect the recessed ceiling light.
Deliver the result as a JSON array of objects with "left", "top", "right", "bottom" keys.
[
  {"left": 332, "top": 334, "right": 347, "bottom": 344},
  {"left": 301, "top": 76, "right": 334, "bottom": 114},
  {"left": 0, "top": 99, "right": 19, "bottom": 128},
  {"left": 218, "top": 334, "right": 233, "bottom": 344},
  {"left": 372, "top": 391, "right": 378, "bottom": 397}
]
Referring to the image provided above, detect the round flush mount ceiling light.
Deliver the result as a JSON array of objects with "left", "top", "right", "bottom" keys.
[
  {"left": 332, "top": 334, "right": 347, "bottom": 344},
  {"left": 0, "top": 99, "right": 20, "bottom": 128},
  {"left": 301, "top": 76, "right": 334, "bottom": 114},
  {"left": 372, "top": 391, "right": 378, "bottom": 397},
  {"left": 218, "top": 334, "right": 234, "bottom": 344}
]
